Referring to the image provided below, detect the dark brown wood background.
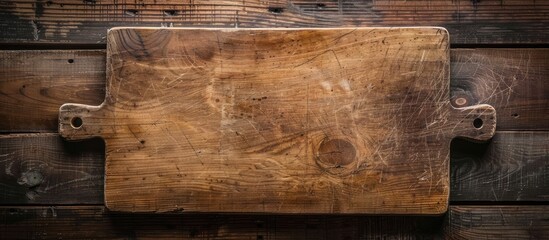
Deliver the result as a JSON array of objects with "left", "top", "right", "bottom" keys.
[{"left": 0, "top": 0, "right": 547, "bottom": 239}]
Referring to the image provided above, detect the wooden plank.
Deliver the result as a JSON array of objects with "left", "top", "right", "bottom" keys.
[
  {"left": 451, "top": 49, "right": 549, "bottom": 130},
  {"left": 57, "top": 27, "right": 494, "bottom": 214},
  {"left": 0, "top": 50, "right": 105, "bottom": 132},
  {"left": 1, "top": 206, "right": 548, "bottom": 239},
  {"left": 451, "top": 131, "right": 549, "bottom": 202},
  {"left": 0, "top": 133, "right": 104, "bottom": 204},
  {"left": 2, "top": 48, "right": 547, "bottom": 133},
  {"left": 0, "top": 206, "right": 443, "bottom": 239},
  {"left": 445, "top": 206, "right": 549, "bottom": 239},
  {"left": 0, "top": 0, "right": 548, "bottom": 44},
  {"left": 0, "top": 131, "right": 546, "bottom": 204}
]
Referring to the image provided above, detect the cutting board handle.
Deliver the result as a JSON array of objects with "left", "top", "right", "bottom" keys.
[
  {"left": 449, "top": 104, "right": 496, "bottom": 142},
  {"left": 59, "top": 103, "right": 110, "bottom": 141},
  {"left": 58, "top": 102, "right": 497, "bottom": 142}
]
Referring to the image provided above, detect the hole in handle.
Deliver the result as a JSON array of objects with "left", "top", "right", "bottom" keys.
[
  {"left": 473, "top": 118, "right": 483, "bottom": 129},
  {"left": 71, "top": 117, "right": 83, "bottom": 129}
]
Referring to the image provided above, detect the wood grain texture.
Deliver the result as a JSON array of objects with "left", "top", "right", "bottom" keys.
[
  {"left": 445, "top": 206, "right": 549, "bottom": 239},
  {"left": 1, "top": 206, "right": 547, "bottom": 239},
  {"left": 0, "top": 132, "right": 546, "bottom": 205},
  {"left": 57, "top": 27, "right": 497, "bottom": 213},
  {"left": 1, "top": 48, "right": 545, "bottom": 132},
  {"left": 0, "top": 50, "right": 105, "bottom": 132},
  {"left": 0, "top": 206, "right": 443, "bottom": 239},
  {"left": 451, "top": 131, "right": 549, "bottom": 202},
  {"left": 0, "top": 0, "right": 545, "bottom": 237},
  {"left": 1, "top": 0, "right": 548, "bottom": 44},
  {"left": 0, "top": 133, "right": 104, "bottom": 204},
  {"left": 451, "top": 49, "right": 549, "bottom": 130}
]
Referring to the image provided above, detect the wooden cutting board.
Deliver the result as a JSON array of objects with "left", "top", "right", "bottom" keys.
[{"left": 59, "top": 27, "right": 496, "bottom": 214}]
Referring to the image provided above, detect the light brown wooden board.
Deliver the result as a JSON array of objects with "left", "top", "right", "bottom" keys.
[{"left": 58, "top": 27, "right": 496, "bottom": 214}]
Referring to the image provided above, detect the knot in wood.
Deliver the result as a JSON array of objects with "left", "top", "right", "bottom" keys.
[{"left": 316, "top": 139, "right": 356, "bottom": 168}]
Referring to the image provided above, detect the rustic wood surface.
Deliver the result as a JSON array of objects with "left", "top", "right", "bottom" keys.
[
  {"left": 450, "top": 49, "right": 549, "bottom": 130},
  {"left": 1, "top": 131, "right": 546, "bottom": 205},
  {"left": 450, "top": 131, "right": 549, "bottom": 202},
  {"left": 0, "top": 0, "right": 547, "bottom": 238},
  {"left": 58, "top": 27, "right": 496, "bottom": 214},
  {"left": 2, "top": 48, "right": 546, "bottom": 133},
  {"left": 0, "top": 133, "right": 104, "bottom": 204},
  {"left": 0, "top": 206, "right": 444, "bottom": 239},
  {"left": 1, "top": 206, "right": 547, "bottom": 239},
  {"left": 0, "top": 50, "right": 105, "bottom": 132},
  {"left": 1, "top": 0, "right": 548, "bottom": 44},
  {"left": 444, "top": 206, "right": 549, "bottom": 239}
]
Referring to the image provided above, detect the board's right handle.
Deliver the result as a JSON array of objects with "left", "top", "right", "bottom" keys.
[{"left": 450, "top": 104, "right": 496, "bottom": 142}]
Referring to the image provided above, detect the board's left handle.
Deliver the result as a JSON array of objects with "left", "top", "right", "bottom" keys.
[{"left": 59, "top": 103, "right": 110, "bottom": 141}]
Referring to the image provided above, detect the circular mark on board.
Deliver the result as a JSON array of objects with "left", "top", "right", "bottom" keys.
[
  {"left": 71, "top": 116, "right": 83, "bottom": 129},
  {"left": 473, "top": 118, "right": 483, "bottom": 129},
  {"left": 317, "top": 139, "right": 356, "bottom": 167},
  {"left": 454, "top": 97, "right": 467, "bottom": 106}
]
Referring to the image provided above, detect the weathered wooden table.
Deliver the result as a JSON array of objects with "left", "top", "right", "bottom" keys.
[
  {"left": 58, "top": 27, "right": 497, "bottom": 214},
  {"left": 0, "top": 1, "right": 548, "bottom": 238}
]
